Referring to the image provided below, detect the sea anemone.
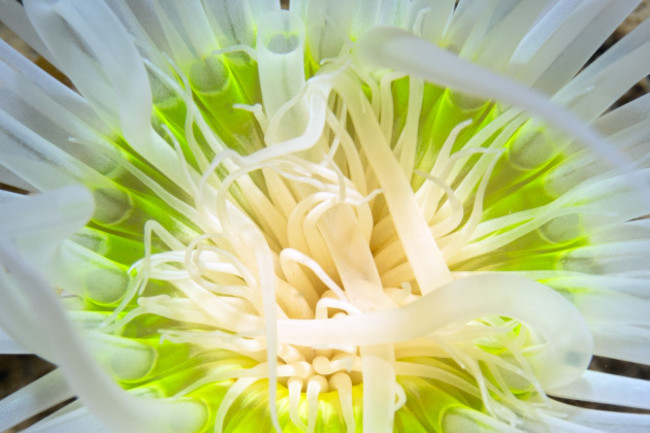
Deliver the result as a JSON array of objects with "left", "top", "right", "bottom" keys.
[{"left": 1, "top": 0, "right": 649, "bottom": 432}]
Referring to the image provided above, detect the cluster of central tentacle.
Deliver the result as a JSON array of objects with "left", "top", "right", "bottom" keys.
[
  {"left": 89, "top": 9, "right": 596, "bottom": 433},
  {"left": 100, "top": 61, "right": 574, "bottom": 433}
]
